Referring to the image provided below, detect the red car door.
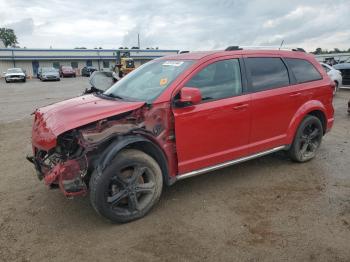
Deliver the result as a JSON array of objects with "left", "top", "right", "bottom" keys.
[
  {"left": 244, "top": 56, "right": 298, "bottom": 153},
  {"left": 173, "top": 57, "right": 252, "bottom": 174}
]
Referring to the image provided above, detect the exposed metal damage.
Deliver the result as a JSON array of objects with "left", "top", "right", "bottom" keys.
[{"left": 28, "top": 101, "right": 177, "bottom": 197}]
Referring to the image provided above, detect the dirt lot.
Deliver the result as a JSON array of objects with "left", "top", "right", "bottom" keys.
[{"left": 0, "top": 78, "right": 349, "bottom": 262}]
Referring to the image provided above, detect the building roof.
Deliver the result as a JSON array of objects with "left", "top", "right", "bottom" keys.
[{"left": 0, "top": 48, "right": 179, "bottom": 61}]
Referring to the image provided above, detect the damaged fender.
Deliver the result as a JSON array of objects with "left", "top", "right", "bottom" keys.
[{"left": 96, "top": 135, "right": 174, "bottom": 186}]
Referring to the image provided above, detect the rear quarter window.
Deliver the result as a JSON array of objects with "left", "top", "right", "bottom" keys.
[{"left": 286, "top": 58, "right": 322, "bottom": 83}]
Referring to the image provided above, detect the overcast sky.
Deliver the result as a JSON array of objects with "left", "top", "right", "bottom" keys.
[{"left": 0, "top": 0, "right": 349, "bottom": 52}]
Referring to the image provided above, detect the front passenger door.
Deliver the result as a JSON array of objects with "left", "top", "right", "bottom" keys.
[{"left": 173, "top": 58, "right": 252, "bottom": 174}]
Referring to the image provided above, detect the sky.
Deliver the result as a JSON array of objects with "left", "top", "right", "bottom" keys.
[{"left": 0, "top": 0, "right": 349, "bottom": 52}]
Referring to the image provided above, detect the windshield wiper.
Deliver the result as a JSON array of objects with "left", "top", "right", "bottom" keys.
[{"left": 104, "top": 93, "right": 124, "bottom": 100}]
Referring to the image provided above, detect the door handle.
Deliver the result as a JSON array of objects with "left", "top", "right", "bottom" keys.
[
  {"left": 290, "top": 92, "right": 301, "bottom": 97},
  {"left": 233, "top": 104, "right": 249, "bottom": 110}
]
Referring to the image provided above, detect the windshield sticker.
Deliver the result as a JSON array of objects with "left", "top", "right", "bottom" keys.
[
  {"left": 159, "top": 78, "right": 168, "bottom": 86},
  {"left": 162, "top": 61, "right": 184, "bottom": 67}
]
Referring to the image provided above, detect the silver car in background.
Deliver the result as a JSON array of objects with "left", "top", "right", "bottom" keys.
[
  {"left": 38, "top": 67, "right": 60, "bottom": 81},
  {"left": 3, "top": 68, "right": 26, "bottom": 83},
  {"left": 320, "top": 62, "right": 342, "bottom": 95}
]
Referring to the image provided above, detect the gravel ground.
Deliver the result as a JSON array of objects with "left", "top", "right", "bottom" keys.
[{"left": 0, "top": 78, "right": 349, "bottom": 262}]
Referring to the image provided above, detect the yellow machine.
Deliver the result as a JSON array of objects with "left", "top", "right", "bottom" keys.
[{"left": 114, "top": 51, "right": 135, "bottom": 78}]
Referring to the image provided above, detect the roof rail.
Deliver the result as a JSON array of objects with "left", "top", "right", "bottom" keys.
[
  {"left": 225, "top": 46, "right": 306, "bottom": 52},
  {"left": 225, "top": 46, "right": 243, "bottom": 51}
]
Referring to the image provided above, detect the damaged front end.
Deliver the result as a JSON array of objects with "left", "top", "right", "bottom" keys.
[
  {"left": 28, "top": 130, "right": 88, "bottom": 197},
  {"left": 27, "top": 99, "right": 176, "bottom": 198}
]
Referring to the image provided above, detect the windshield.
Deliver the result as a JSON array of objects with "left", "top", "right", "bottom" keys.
[
  {"left": 7, "top": 68, "right": 23, "bottom": 73},
  {"left": 104, "top": 60, "right": 193, "bottom": 102},
  {"left": 62, "top": 66, "right": 72, "bottom": 70},
  {"left": 42, "top": 67, "right": 57, "bottom": 73}
]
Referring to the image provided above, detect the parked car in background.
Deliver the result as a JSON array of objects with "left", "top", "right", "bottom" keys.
[
  {"left": 38, "top": 67, "right": 60, "bottom": 81},
  {"left": 4, "top": 68, "right": 26, "bottom": 83},
  {"left": 333, "top": 63, "right": 350, "bottom": 86},
  {"left": 320, "top": 63, "right": 342, "bottom": 95},
  {"left": 59, "top": 66, "right": 76, "bottom": 78},
  {"left": 81, "top": 66, "right": 97, "bottom": 76},
  {"left": 28, "top": 49, "right": 334, "bottom": 223}
]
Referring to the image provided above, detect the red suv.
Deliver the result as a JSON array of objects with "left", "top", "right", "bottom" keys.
[{"left": 28, "top": 49, "right": 334, "bottom": 222}]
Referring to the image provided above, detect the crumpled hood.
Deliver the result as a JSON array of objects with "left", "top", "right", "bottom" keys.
[{"left": 32, "top": 94, "right": 145, "bottom": 150}]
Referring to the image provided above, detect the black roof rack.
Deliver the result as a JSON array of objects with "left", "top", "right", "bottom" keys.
[
  {"left": 225, "top": 46, "right": 243, "bottom": 51},
  {"left": 225, "top": 46, "right": 306, "bottom": 52}
]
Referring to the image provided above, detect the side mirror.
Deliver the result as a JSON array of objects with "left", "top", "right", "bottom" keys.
[{"left": 176, "top": 87, "right": 202, "bottom": 107}]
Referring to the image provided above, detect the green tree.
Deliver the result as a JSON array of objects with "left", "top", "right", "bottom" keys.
[
  {"left": 0, "top": 28, "right": 18, "bottom": 47},
  {"left": 314, "top": 47, "right": 323, "bottom": 55}
]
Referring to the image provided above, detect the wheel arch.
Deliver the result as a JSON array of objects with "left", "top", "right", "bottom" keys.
[
  {"left": 287, "top": 100, "right": 327, "bottom": 144},
  {"left": 97, "top": 135, "right": 173, "bottom": 186}
]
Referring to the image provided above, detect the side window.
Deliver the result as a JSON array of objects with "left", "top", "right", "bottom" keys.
[
  {"left": 246, "top": 57, "right": 290, "bottom": 91},
  {"left": 286, "top": 58, "right": 322, "bottom": 83},
  {"left": 186, "top": 59, "right": 242, "bottom": 101}
]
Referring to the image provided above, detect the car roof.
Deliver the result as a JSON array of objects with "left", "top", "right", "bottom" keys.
[{"left": 161, "top": 50, "right": 313, "bottom": 61}]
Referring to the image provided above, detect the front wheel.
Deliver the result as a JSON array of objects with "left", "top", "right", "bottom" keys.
[
  {"left": 90, "top": 149, "right": 163, "bottom": 223},
  {"left": 288, "top": 115, "right": 323, "bottom": 162}
]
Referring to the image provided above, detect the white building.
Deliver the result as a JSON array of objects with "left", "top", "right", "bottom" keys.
[{"left": 0, "top": 48, "right": 179, "bottom": 77}]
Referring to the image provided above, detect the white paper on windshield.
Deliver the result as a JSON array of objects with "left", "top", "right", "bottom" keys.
[{"left": 162, "top": 61, "right": 184, "bottom": 67}]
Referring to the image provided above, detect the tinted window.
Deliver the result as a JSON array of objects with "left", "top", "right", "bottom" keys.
[
  {"left": 247, "top": 57, "right": 290, "bottom": 91},
  {"left": 286, "top": 58, "right": 322, "bottom": 83},
  {"left": 186, "top": 59, "right": 242, "bottom": 101}
]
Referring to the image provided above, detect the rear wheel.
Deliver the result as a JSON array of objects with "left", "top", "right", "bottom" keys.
[
  {"left": 90, "top": 149, "right": 163, "bottom": 223},
  {"left": 288, "top": 115, "right": 323, "bottom": 162}
]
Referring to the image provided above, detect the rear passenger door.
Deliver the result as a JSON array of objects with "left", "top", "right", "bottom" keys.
[{"left": 244, "top": 56, "right": 297, "bottom": 153}]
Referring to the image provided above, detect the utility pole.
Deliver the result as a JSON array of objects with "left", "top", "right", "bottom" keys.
[
  {"left": 137, "top": 33, "right": 140, "bottom": 49},
  {"left": 11, "top": 49, "right": 16, "bottom": 67}
]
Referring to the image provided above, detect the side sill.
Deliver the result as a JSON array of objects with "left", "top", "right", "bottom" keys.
[{"left": 176, "top": 145, "right": 286, "bottom": 181}]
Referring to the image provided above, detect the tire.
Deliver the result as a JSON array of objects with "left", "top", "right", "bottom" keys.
[
  {"left": 5, "top": 79, "right": 9, "bottom": 83},
  {"left": 288, "top": 115, "right": 323, "bottom": 162},
  {"left": 23, "top": 78, "right": 26, "bottom": 82},
  {"left": 90, "top": 149, "right": 163, "bottom": 223}
]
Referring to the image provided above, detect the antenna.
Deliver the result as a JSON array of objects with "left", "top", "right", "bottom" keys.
[{"left": 279, "top": 40, "right": 284, "bottom": 50}]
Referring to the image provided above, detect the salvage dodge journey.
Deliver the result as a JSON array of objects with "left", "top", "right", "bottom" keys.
[{"left": 28, "top": 48, "right": 334, "bottom": 222}]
